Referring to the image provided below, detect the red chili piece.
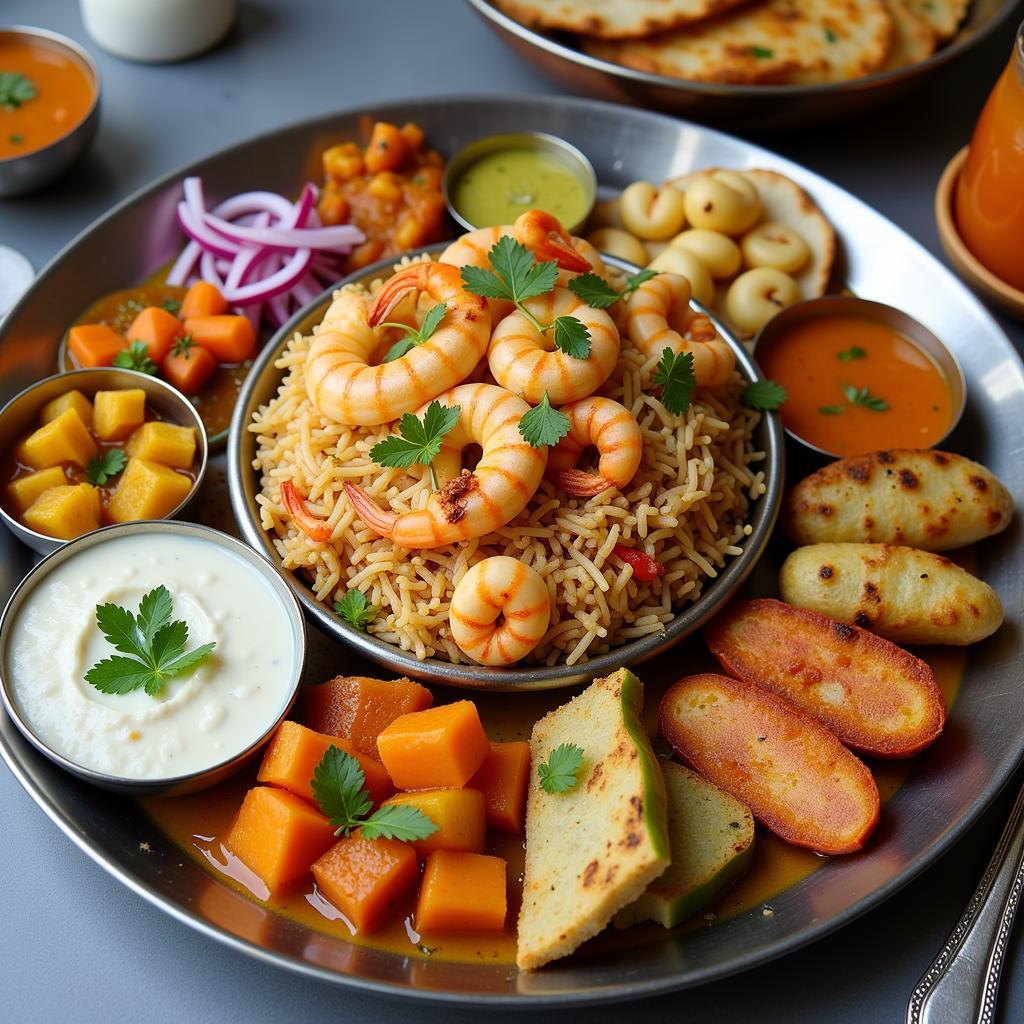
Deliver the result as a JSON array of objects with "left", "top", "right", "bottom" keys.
[{"left": 612, "top": 544, "right": 665, "bottom": 581}]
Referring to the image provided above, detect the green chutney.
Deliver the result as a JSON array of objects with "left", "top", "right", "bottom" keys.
[{"left": 451, "top": 148, "right": 589, "bottom": 228}]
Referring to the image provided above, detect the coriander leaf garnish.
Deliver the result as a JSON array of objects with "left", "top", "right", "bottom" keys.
[
  {"left": 837, "top": 345, "right": 866, "bottom": 362},
  {"left": 86, "top": 448, "right": 127, "bottom": 486},
  {"left": 825, "top": 27, "right": 838, "bottom": 43},
  {"left": 462, "top": 238, "right": 593, "bottom": 359},
  {"left": 311, "top": 746, "right": 437, "bottom": 841},
  {"left": 653, "top": 348, "right": 696, "bottom": 416},
  {"left": 842, "top": 383, "right": 888, "bottom": 412},
  {"left": 161, "top": 297, "right": 182, "bottom": 314},
  {"left": 113, "top": 340, "right": 158, "bottom": 375},
  {"left": 9, "top": 133, "right": 23, "bottom": 144},
  {"left": 333, "top": 589, "right": 379, "bottom": 631},
  {"left": 171, "top": 333, "right": 196, "bottom": 358},
  {"left": 84, "top": 586, "right": 215, "bottom": 698},
  {"left": 538, "top": 743, "right": 584, "bottom": 794},
  {"left": 568, "top": 269, "right": 658, "bottom": 310},
  {"left": 742, "top": 379, "right": 788, "bottom": 411},
  {"left": 370, "top": 400, "right": 461, "bottom": 489},
  {"left": 750, "top": 46, "right": 774, "bottom": 59},
  {"left": 0, "top": 72, "right": 37, "bottom": 111},
  {"left": 818, "top": 404, "right": 846, "bottom": 415},
  {"left": 381, "top": 301, "right": 448, "bottom": 362},
  {"left": 519, "top": 391, "right": 571, "bottom": 448}
]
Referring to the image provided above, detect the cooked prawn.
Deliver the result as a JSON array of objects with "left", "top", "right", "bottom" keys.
[
  {"left": 344, "top": 383, "right": 547, "bottom": 548},
  {"left": 449, "top": 556, "right": 551, "bottom": 666},
  {"left": 624, "top": 272, "right": 735, "bottom": 387},
  {"left": 488, "top": 289, "right": 620, "bottom": 405},
  {"left": 547, "top": 397, "right": 643, "bottom": 497},
  {"left": 305, "top": 263, "right": 490, "bottom": 426}
]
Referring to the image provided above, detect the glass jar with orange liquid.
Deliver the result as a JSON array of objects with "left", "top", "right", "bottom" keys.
[{"left": 954, "top": 21, "right": 1024, "bottom": 293}]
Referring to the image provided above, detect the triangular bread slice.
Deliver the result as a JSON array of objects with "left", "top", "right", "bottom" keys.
[{"left": 516, "top": 668, "right": 670, "bottom": 970}]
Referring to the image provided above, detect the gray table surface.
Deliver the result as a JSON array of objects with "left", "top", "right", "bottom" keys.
[{"left": 3, "top": 1, "right": 1024, "bottom": 1021}]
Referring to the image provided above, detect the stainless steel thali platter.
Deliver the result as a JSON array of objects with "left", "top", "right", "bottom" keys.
[{"left": 0, "top": 94, "right": 1022, "bottom": 1006}]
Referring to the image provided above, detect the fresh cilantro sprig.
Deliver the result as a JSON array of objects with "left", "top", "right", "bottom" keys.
[
  {"left": 843, "top": 383, "right": 888, "bottom": 411},
  {"left": 370, "top": 400, "right": 461, "bottom": 490},
  {"left": 113, "top": 340, "right": 158, "bottom": 375},
  {"left": 519, "top": 391, "right": 570, "bottom": 448},
  {"left": 0, "top": 72, "right": 36, "bottom": 111},
  {"left": 461, "top": 237, "right": 592, "bottom": 359},
  {"left": 333, "top": 589, "right": 379, "bottom": 632},
  {"left": 380, "top": 302, "right": 448, "bottom": 362},
  {"left": 567, "top": 269, "right": 659, "bottom": 310},
  {"left": 742, "top": 379, "right": 788, "bottom": 411},
  {"left": 161, "top": 297, "right": 182, "bottom": 314},
  {"left": 653, "top": 348, "right": 696, "bottom": 416},
  {"left": 837, "top": 345, "right": 866, "bottom": 362},
  {"left": 311, "top": 746, "right": 437, "bottom": 841},
  {"left": 171, "top": 334, "right": 196, "bottom": 358},
  {"left": 84, "top": 586, "right": 216, "bottom": 697},
  {"left": 86, "top": 448, "right": 127, "bottom": 486},
  {"left": 538, "top": 743, "right": 584, "bottom": 794}
]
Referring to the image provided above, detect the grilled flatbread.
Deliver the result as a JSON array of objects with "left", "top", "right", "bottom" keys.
[
  {"left": 881, "top": 0, "right": 937, "bottom": 70},
  {"left": 492, "top": 0, "right": 750, "bottom": 40},
  {"left": 582, "top": 0, "right": 893, "bottom": 85},
  {"left": 906, "top": 0, "right": 970, "bottom": 41}
]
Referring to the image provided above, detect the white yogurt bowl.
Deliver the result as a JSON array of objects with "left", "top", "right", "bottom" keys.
[{"left": 0, "top": 520, "right": 305, "bottom": 795}]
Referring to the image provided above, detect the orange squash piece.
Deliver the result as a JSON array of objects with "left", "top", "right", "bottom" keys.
[
  {"left": 380, "top": 788, "right": 485, "bottom": 857},
  {"left": 376, "top": 700, "right": 490, "bottom": 790},
  {"left": 223, "top": 786, "right": 336, "bottom": 892},
  {"left": 312, "top": 833, "right": 419, "bottom": 933},
  {"left": 299, "top": 675, "right": 434, "bottom": 758},
  {"left": 184, "top": 314, "right": 256, "bottom": 363},
  {"left": 468, "top": 741, "right": 531, "bottom": 833},
  {"left": 180, "top": 280, "right": 228, "bottom": 319},
  {"left": 257, "top": 721, "right": 393, "bottom": 807},
  {"left": 67, "top": 323, "right": 125, "bottom": 368},
  {"left": 415, "top": 851, "right": 507, "bottom": 932},
  {"left": 126, "top": 306, "right": 183, "bottom": 364}
]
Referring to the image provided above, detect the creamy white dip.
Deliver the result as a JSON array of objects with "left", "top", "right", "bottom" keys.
[{"left": 5, "top": 532, "right": 297, "bottom": 780}]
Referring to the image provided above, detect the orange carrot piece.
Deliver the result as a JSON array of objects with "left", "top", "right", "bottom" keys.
[
  {"left": 415, "top": 851, "right": 507, "bottom": 932},
  {"left": 380, "top": 788, "right": 486, "bottom": 857},
  {"left": 257, "top": 721, "right": 394, "bottom": 808},
  {"left": 67, "top": 323, "right": 125, "bottom": 368},
  {"left": 280, "top": 480, "right": 332, "bottom": 542},
  {"left": 706, "top": 598, "right": 946, "bottom": 758},
  {"left": 185, "top": 314, "right": 256, "bottom": 363},
  {"left": 299, "top": 675, "right": 434, "bottom": 758},
  {"left": 126, "top": 306, "right": 183, "bottom": 364},
  {"left": 223, "top": 786, "right": 336, "bottom": 892},
  {"left": 180, "top": 280, "right": 228, "bottom": 318},
  {"left": 160, "top": 341, "right": 217, "bottom": 395},
  {"left": 312, "top": 833, "right": 419, "bottom": 933},
  {"left": 468, "top": 741, "right": 531, "bottom": 833},
  {"left": 376, "top": 700, "right": 490, "bottom": 790},
  {"left": 660, "top": 673, "right": 880, "bottom": 855}
]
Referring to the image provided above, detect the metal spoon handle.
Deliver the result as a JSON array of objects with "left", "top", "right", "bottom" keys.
[{"left": 907, "top": 781, "right": 1024, "bottom": 1024}]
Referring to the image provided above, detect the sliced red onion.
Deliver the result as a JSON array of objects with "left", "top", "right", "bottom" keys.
[
  {"left": 203, "top": 216, "right": 361, "bottom": 252},
  {"left": 267, "top": 293, "right": 291, "bottom": 327},
  {"left": 177, "top": 201, "right": 240, "bottom": 259},
  {"left": 166, "top": 239, "right": 201, "bottom": 287}
]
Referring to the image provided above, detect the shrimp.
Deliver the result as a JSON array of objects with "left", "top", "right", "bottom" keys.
[
  {"left": 624, "top": 272, "right": 735, "bottom": 387},
  {"left": 344, "top": 383, "right": 547, "bottom": 548},
  {"left": 546, "top": 397, "right": 643, "bottom": 497},
  {"left": 449, "top": 556, "right": 551, "bottom": 666},
  {"left": 305, "top": 262, "right": 490, "bottom": 426},
  {"left": 487, "top": 289, "right": 620, "bottom": 405}
]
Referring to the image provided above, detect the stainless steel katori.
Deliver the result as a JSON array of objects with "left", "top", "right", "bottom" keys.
[{"left": 0, "top": 95, "right": 1021, "bottom": 1006}]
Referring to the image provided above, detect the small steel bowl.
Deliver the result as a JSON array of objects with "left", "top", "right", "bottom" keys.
[
  {"left": 0, "top": 26, "right": 101, "bottom": 197},
  {"left": 0, "top": 367, "right": 209, "bottom": 555},
  {"left": 228, "top": 244, "right": 784, "bottom": 691},
  {"left": 442, "top": 130, "right": 597, "bottom": 233},
  {"left": 0, "top": 519, "right": 306, "bottom": 796},
  {"left": 752, "top": 295, "right": 967, "bottom": 460}
]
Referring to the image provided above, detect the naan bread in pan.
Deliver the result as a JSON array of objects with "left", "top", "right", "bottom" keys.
[
  {"left": 906, "top": 0, "right": 971, "bottom": 41},
  {"left": 582, "top": 0, "right": 892, "bottom": 85},
  {"left": 491, "top": 0, "right": 749, "bottom": 40},
  {"left": 880, "top": 0, "right": 937, "bottom": 70}
]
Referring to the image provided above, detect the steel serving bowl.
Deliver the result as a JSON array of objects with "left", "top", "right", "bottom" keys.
[
  {"left": 752, "top": 295, "right": 967, "bottom": 459},
  {"left": 0, "top": 367, "right": 209, "bottom": 555},
  {"left": 0, "top": 519, "right": 306, "bottom": 797},
  {"left": 0, "top": 26, "right": 101, "bottom": 197},
  {"left": 465, "top": 0, "right": 1021, "bottom": 132},
  {"left": 227, "top": 244, "right": 784, "bottom": 690}
]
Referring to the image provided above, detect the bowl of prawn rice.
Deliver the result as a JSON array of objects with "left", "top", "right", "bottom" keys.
[{"left": 228, "top": 222, "right": 783, "bottom": 689}]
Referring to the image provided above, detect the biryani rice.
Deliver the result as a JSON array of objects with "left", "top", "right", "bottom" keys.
[{"left": 250, "top": 262, "right": 766, "bottom": 667}]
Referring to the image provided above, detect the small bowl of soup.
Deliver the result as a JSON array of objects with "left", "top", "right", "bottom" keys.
[
  {"left": 443, "top": 131, "right": 596, "bottom": 233},
  {"left": 0, "top": 367, "right": 208, "bottom": 555},
  {"left": 0, "top": 26, "right": 100, "bottom": 196},
  {"left": 753, "top": 296, "right": 965, "bottom": 459}
]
